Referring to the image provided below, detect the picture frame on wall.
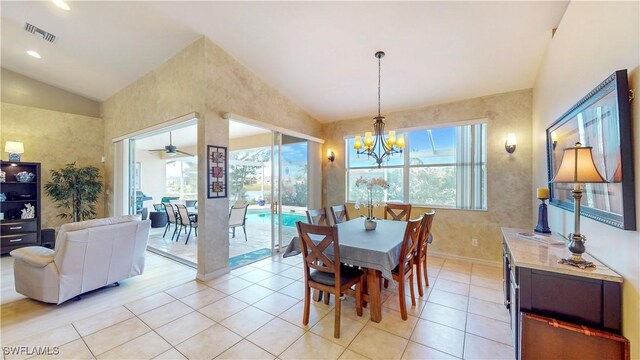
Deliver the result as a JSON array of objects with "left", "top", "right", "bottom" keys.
[
  {"left": 207, "top": 145, "right": 227, "bottom": 199},
  {"left": 546, "top": 69, "right": 636, "bottom": 230}
]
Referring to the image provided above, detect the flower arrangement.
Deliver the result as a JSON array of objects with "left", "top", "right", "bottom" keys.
[{"left": 354, "top": 177, "right": 390, "bottom": 219}]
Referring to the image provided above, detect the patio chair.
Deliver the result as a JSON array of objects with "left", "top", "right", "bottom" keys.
[
  {"left": 175, "top": 204, "right": 198, "bottom": 245},
  {"left": 163, "top": 203, "right": 180, "bottom": 240},
  {"left": 229, "top": 201, "right": 249, "bottom": 241}
]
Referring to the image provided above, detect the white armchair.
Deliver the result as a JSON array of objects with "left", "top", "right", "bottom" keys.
[{"left": 10, "top": 215, "right": 150, "bottom": 304}]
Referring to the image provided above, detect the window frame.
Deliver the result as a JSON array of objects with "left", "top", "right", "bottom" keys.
[{"left": 344, "top": 119, "right": 488, "bottom": 211}]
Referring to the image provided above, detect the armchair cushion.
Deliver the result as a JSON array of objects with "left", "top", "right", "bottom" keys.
[{"left": 10, "top": 246, "right": 55, "bottom": 268}]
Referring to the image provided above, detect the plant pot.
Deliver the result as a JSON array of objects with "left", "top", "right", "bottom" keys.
[{"left": 364, "top": 218, "right": 377, "bottom": 231}]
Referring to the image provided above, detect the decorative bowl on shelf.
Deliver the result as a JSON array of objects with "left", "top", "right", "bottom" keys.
[{"left": 15, "top": 171, "right": 35, "bottom": 183}]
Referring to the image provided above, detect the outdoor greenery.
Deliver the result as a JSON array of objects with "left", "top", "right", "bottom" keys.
[
  {"left": 229, "top": 148, "right": 269, "bottom": 203},
  {"left": 44, "top": 163, "right": 103, "bottom": 222},
  {"left": 409, "top": 166, "right": 456, "bottom": 206},
  {"left": 166, "top": 159, "right": 198, "bottom": 199}
]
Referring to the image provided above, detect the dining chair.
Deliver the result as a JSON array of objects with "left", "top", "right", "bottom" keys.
[
  {"left": 385, "top": 216, "right": 424, "bottom": 320},
  {"left": 415, "top": 211, "right": 436, "bottom": 294},
  {"left": 296, "top": 221, "right": 363, "bottom": 338},
  {"left": 306, "top": 208, "right": 329, "bottom": 226},
  {"left": 384, "top": 203, "right": 412, "bottom": 221},
  {"left": 229, "top": 201, "right": 249, "bottom": 241},
  {"left": 329, "top": 204, "right": 350, "bottom": 224},
  {"left": 175, "top": 204, "right": 198, "bottom": 244},
  {"left": 163, "top": 203, "right": 180, "bottom": 240}
]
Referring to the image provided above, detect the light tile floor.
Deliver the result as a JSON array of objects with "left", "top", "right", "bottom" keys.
[
  {"left": 3, "top": 256, "right": 513, "bottom": 359},
  {"left": 146, "top": 222, "right": 299, "bottom": 265}
]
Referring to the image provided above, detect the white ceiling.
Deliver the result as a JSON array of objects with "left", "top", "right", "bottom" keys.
[
  {"left": 1, "top": 1, "right": 569, "bottom": 123},
  {"left": 135, "top": 121, "right": 269, "bottom": 150}
]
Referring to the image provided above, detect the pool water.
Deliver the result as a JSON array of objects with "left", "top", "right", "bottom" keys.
[{"left": 245, "top": 212, "right": 306, "bottom": 227}]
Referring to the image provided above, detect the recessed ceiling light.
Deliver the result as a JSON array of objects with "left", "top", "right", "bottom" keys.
[
  {"left": 51, "top": 0, "right": 71, "bottom": 11},
  {"left": 27, "top": 50, "right": 42, "bottom": 59}
]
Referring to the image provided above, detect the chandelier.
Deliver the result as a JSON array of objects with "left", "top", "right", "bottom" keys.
[{"left": 353, "top": 51, "right": 405, "bottom": 168}]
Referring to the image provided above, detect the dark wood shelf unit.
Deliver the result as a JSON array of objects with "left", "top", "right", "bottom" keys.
[{"left": 1, "top": 161, "right": 42, "bottom": 254}]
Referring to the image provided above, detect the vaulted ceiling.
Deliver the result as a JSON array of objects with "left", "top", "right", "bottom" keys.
[{"left": 1, "top": 1, "right": 569, "bottom": 122}]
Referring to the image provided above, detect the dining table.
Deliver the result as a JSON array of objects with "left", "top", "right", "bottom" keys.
[{"left": 284, "top": 217, "right": 410, "bottom": 323}]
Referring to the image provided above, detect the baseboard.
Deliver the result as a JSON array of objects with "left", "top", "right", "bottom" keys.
[
  {"left": 429, "top": 250, "right": 502, "bottom": 267},
  {"left": 197, "top": 266, "right": 230, "bottom": 282}
]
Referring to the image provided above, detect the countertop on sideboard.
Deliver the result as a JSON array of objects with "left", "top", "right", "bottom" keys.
[{"left": 501, "top": 227, "right": 623, "bottom": 283}]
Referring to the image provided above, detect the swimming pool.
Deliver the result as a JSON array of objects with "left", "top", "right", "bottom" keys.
[{"left": 245, "top": 211, "right": 306, "bottom": 227}]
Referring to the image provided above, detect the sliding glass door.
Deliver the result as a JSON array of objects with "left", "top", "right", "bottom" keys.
[{"left": 271, "top": 132, "right": 282, "bottom": 253}]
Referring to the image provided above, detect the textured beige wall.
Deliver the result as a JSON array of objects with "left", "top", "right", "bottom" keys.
[
  {"left": 101, "top": 37, "right": 322, "bottom": 278},
  {"left": 230, "top": 133, "right": 271, "bottom": 151},
  {"left": 1, "top": 68, "right": 101, "bottom": 118},
  {"left": 1, "top": 102, "right": 105, "bottom": 228},
  {"left": 101, "top": 38, "right": 207, "bottom": 217},
  {"left": 322, "top": 90, "right": 533, "bottom": 263},
  {"left": 532, "top": 1, "right": 639, "bottom": 354}
]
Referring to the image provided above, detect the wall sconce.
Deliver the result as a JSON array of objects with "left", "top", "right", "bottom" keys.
[
  {"left": 505, "top": 133, "right": 517, "bottom": 154},
  {"left": 327, "top": 149, "right": 336, "bottom": 163},
  {"left": 5, "top": 141, "right": 24, "bottom": 161},
  {"left": 551, "top": 131, "right": 558, "bottom": 150}
]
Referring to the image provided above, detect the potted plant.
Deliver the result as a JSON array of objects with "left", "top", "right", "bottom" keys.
[
  {"left": 354, "top": 176, "right": 389, "bottom": 230},
  {"left": 44, "top": 163, "right": 103, "bottom": 222}
]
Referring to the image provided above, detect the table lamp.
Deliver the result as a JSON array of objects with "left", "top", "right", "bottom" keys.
[
  {"left": 5, "top": 141, "right": 24, "bottom": 162},
  {"left": 551, "top": 142, "right": 607, "bottom": 269}
]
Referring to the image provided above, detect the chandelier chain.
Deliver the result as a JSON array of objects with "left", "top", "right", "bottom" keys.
[{"left": 378, "top": 54, "right": 381, "bottom": 117}]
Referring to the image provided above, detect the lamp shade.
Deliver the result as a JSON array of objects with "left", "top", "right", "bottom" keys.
[
  {"left": 551, "top": 143, "right": 607, "bottom": 183},
  {"left": 4, "top": 141, "right": 24, "bottom": 154}
]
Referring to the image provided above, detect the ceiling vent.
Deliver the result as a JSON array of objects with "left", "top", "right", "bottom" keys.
[{"left": 24, "top": 22, "right": 56, "bottom": 43}]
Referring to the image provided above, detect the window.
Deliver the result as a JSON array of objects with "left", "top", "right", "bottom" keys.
[
  {"left": 166, "top": 158, "right": 198, "bottom": 199},
  {"left": 346, "top": 122, "right": 487, "bottom": 209}
]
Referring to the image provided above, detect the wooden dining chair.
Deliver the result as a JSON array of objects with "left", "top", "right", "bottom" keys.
[
  {"left": 415, "top": 210, "right": 436, "bottom": 296},
  {"left": 296, "top": 222, "right": 363, "bottom": 338},
  {"left": 175, "top": 204, "right": 198, "bottom": 245},
  {"left": 306, "top": 208, "right": 329, "bottom": 226},
  {"left": 384, "top": 203, "right": 412, "bottom": 221},
  {"left": 329, "top": 204, "right": 350, "bottom": 224},
  {"left": 386, "top": 216, "right": 424, "bottom": 320}
]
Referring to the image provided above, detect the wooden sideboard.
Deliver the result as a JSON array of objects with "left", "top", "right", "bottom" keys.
[{"left": 501, "top": 228, "right": 624, "bottom": 359}]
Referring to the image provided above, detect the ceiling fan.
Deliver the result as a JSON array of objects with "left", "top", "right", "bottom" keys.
[{"left": 149, "top": 132, "right": 194, "bottom": 157}]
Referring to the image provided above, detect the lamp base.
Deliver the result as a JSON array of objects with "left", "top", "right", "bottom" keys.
[
  {"left": 8, "top": 153, "right": 21, "bottom": 162},
  {"left": 558, "top": 256, "right": 595, "bottom": 269}
]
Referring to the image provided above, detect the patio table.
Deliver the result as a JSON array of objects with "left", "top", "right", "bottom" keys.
[{"left": 284, "top": 217, "right": 410, "bottom": 322}]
